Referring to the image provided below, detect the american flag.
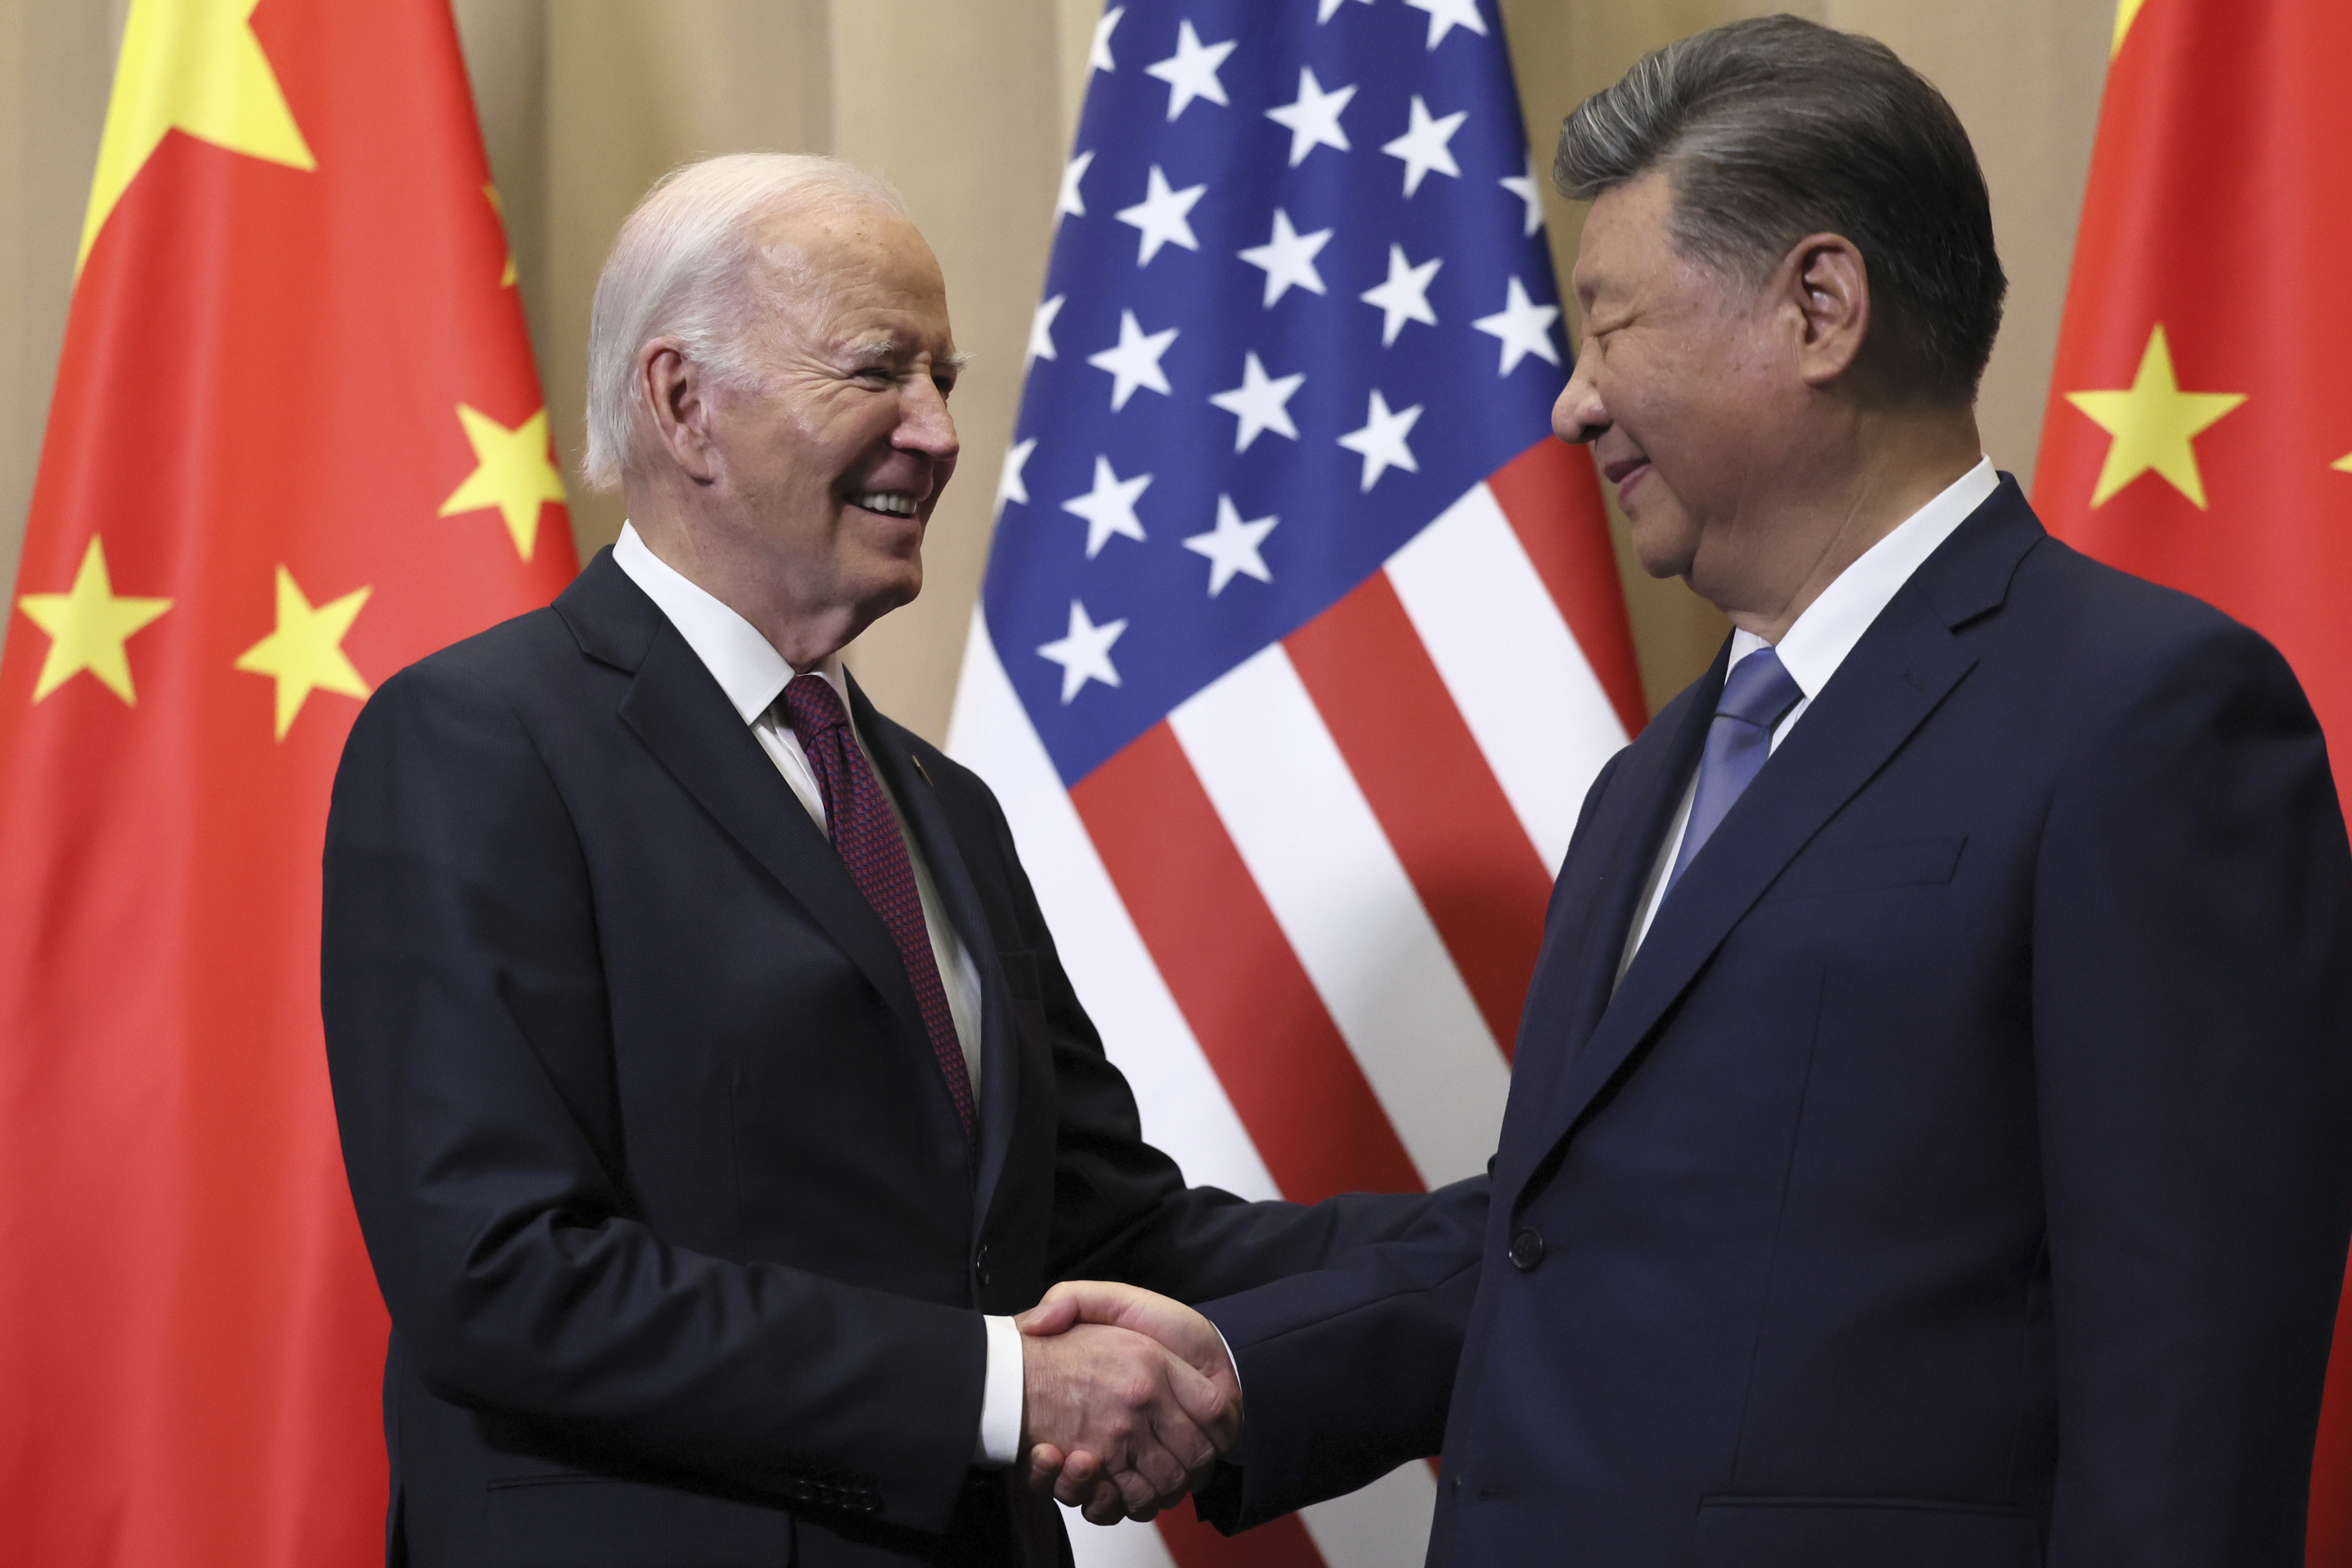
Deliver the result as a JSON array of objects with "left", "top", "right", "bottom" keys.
[{"left": 944, "top": 2, "right": 1643, "bottom": 1562}]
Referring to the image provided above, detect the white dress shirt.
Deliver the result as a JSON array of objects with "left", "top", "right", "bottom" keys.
[
  {"left": 613, "top": 524, "right": 1025, "bottom": 1466},
  {"left": 1618, "top": 459, "right": 2001, "bottom": 978}
]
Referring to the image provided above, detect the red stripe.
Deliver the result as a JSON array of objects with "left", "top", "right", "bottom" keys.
[
  {"left": 1074, "top": 724, "right": 1423, "bottom": 1203},
  {"left": 1286, "top": 573, "right": 1552, "bottom": 1059},
  {"left": 1155, "top": 1501, "right": 1326, "bottom": 1568},
  {"left": 1486, "top": 438, "right": 1649, "bottom": 737}
]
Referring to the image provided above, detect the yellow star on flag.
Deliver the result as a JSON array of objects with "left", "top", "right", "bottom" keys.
[
  {"left": 439, "top": 405, "right": 566, "bottom": 560},
  {"left": 2333, "top": 450, "right": 2352, "bottom": 474},
  {"left": 15, "top": 536, "right": 174, "bottom": 706},
  {"left": 2065, "top": 324, "right": 2247, "bottom": 509},
  {"left": 2113, "top": 0, "right": 2149, "bottom": 57},
  {"left": 78, "top": 0, "right": 316, "bottom": 276},
  {"left": 233, "top": 566, "right": 371, "bottom": 740}
]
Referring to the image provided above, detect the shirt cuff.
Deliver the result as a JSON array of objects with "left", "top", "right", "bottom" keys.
[
  {"left": 1212, "top": 1320, "right": 1244, "bottom": 1403},
  {"left": 974, "top": 1314, "right": 1025, "bottom": 1466}
]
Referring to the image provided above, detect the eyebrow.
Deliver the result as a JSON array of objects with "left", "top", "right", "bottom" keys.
[{"left": 845, "top": 336, "right": 970, "bottom": 372}]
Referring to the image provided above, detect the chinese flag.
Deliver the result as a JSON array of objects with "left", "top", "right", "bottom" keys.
[
  {"left": 0, "top": 1, "right": 577, "bottom": 1563},
  {"left": 2032, "top": 0, "right": 2352, "bottom": 1559}
]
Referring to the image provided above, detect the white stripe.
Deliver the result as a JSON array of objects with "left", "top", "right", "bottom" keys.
[
  {"left": 1170, "top": 645, "right": 1509, "bottom": 1188},
  {"left": 946, "top": 612, "right": 1279, "bottom": 1200},
  {"left": 1301, "top": 1460, "right": 1440, "bottom": 1567},
  {"left": 1063, "top": 1512, "right": 1181, "bottom": 1568},
  {"left": 1386, "top": 481, "right": 1628, "bottom": 871}
]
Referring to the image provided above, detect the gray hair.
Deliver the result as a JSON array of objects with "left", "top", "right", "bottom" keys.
[
  {"left": 581, "top": 152, "right": 911, "bottom": 491},
  {"left": 1556, "top": 15, "right": 2006, "bottom": 403}
]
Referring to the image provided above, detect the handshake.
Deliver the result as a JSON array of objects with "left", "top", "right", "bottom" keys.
[{"left": 1016, "top": 1281, "right": 1241, "bottom": 1526}]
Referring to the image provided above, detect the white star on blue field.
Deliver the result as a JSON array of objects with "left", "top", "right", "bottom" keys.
[{"left": 985, "top": 0, "right": 1571, "bottom": 783}]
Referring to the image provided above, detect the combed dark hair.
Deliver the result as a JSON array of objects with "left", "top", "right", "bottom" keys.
[{"left": 1555, "top": 14, "right": 2006, "bottom": 403}]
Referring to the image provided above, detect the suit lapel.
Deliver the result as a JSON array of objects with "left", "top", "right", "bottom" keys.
[
  {"left": 1503, "top": 668, "right": 1717, "bottom": 1143},
  {"left": 1507, "top": 482, "right": 2045, "bottom": 1204},
  {"left": 849, "top": 676, "right": 1020, "bottom": 1215},
  {"left": 558, "top": 554, "right": 932, "bottom": 1051}
]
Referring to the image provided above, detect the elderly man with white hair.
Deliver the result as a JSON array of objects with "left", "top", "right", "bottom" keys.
[{"left": 319, "top": 153, "right": 1419, "bottom": 1568}]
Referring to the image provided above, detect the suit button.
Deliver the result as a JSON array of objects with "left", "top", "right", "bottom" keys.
[
  {"left": 974, "top": 1243, "right": 991, "bottom": 1289},
  {"left": 1508, "top": 1228, "right": 1545, "bottom": 1272}
]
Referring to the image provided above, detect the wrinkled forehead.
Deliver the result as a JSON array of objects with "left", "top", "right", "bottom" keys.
[{"left": 756, "top": 203, "right": 953, "bottom": 348}]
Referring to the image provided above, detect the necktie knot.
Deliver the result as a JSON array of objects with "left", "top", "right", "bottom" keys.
[
  {"left": 1716, "top": 647, "right": 1804, "bottom": 732},
  {"left": 781, "top": 671, "right": 849, "bottom": 744}
]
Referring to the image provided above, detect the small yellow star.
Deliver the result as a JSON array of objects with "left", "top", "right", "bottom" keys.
[
  {"left": 233, "top": 566, "right": 371, "bottom": 740},
  {"left": 2333, "top": 451, "right": 2352, "bottom": 474},
  {"left": 439, "top": 404, "right": 565, "bottom": 560},
  {"left": 484, "top": 184, "right": 517, "bottom": 287},
  {"left": 79, "top": 0, "right": 315, "bottom": 275},
  {"left": 16, "top": 536, "right": 173, "bottom": 705},
  {"left": 2113, "top": 0, "right": 2149, "bottom": 57},
  {"left": 2065, "top": 324, "right": 2247, "bottom": 509}
]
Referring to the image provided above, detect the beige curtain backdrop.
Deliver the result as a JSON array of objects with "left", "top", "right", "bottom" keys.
[{"left": 0, "top": 0, "right": 2112, "bottom": 741}]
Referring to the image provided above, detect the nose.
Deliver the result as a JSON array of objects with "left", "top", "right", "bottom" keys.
[
  {"left": 1553, "top": 340, "right": 1609, "bottom": 445},
  {"left": 896, "top": 373, "right": 960, "bottom": 464}
]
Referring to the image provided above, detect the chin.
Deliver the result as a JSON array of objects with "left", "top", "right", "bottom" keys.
[
  {"left": 1627, "top": 515, "right": 1698, "bottom": 581},
  {"left": 856, "top": 559, "right": 923, "bottom": 618}
]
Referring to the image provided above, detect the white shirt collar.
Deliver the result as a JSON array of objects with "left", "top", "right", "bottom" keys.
[
  {"left": 612, "top": 521, "right": 847, "bottom": 725},
  {"left": 1726, "top": 457, "right": 1999, "bottom": 694}
]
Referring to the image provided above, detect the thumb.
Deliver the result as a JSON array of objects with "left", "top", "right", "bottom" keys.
[
  {"left": 1019, "top": 1278, "right": 1136, "bottom": 1336},
  {"left": 1013, "top": 1288, "right": 1080, "bottom": 1337}
]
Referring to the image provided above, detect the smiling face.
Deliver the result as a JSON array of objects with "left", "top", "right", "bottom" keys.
[
  {"left": 697, "top": 206, "right": 961, "bottom": 644},
  {"left": 1554, "top": 172, "right": 1811, "bottom": 605}
]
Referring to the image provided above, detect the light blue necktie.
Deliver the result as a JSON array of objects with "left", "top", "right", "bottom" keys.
[{"left": 1665, "top": 648, "right": 1805, "bottom": 892}]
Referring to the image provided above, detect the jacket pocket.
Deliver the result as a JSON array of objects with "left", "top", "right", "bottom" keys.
[
  {"left": 484, "top": 1472, "right": 795, "bottom": 1568},
  {"left": 1760, "top": 835, "right": 1967, "bottom": 903},
  {"left": 1695, "top": 1495, "right": 2038, "bottom": 1568}
]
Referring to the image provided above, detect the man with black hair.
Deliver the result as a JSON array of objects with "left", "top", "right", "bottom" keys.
[{"left": 1030, "top": 18, "right": 2352, "bottom": 1564}]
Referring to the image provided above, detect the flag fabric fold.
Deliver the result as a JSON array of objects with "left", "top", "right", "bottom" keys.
[{"left": 0, "top": 2, "right": 577, "bottom": 1563}]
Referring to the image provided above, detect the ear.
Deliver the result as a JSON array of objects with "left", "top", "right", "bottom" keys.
[
  {"left": 1776, "top": 232, "right": 1870, "bottom": 387},
  {"left": 638, "top": 338, "right": 724, "bottom": 487}
]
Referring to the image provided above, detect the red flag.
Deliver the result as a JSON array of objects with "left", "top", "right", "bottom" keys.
[
  {"left": 0, "top": 1, "right": 577, "bottom": 1562},
  {"left": 2031, "top": 0, "right": 2352, "bottom": 1558}
]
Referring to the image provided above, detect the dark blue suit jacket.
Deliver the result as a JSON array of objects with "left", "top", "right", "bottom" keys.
[
  {"left": 1199, "top": 480, "right": 2352, "bottom": 1566},
  {"left": 320, "top": 551, "right": 1421, "bottom": 1568}
]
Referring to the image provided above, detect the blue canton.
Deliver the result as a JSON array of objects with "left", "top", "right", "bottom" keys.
[{"left": 984, "top": 0, "right": 1570, "bottom": 785}]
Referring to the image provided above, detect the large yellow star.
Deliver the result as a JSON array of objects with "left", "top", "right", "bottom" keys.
[
  {"left": 16, "top": 537, "right": 174, "bottom": 706},
  {"left": 233, "top": 566, "right": 371, "bottom": 740},
  {"left": 2334, "top": 450, "right": 2352, "bottom": 474},
  {"left": 439, "top": 405, "right": 566, "bottom": 561},
  {"left": 2065, "top": 324, "right": 2247, "bottom": 509},
  {"left": 79, "top": 0, "right": 315, "bottom": 276}
]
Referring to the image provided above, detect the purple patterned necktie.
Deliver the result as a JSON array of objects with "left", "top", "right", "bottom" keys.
[
  {"left": 1665, "top": 647, "right": 1805, "bottom": 892},
  {"left": 780, "top": 673, "right": 975, "bottom": 1138}
]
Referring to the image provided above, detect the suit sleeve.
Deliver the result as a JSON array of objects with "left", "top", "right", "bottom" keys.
[
  {"left": 1091, "top": 745, "right": 1629, "bottom": 1531},
  {"left": 322, "top": 661, "right": 986, "bottom": 1532},
  {"left": 1190, "top": 1177, "right": 1488, "bottom": 1530},
  {"left": 2033, "top": 618, "right": 2352, "bottom": 1565}
]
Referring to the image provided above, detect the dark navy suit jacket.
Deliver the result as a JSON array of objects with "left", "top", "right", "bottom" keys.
[
  {"left": 320, "top": 551, "right": 1421, "bottom": 1568},
  {"left": 1198, "top": 479, "right": 2352, "bottom": 1567}
]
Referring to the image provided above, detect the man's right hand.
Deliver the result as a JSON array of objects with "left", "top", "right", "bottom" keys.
[{"left": 1017, "top": 1312, "right": 1237, "bottom": 1524}]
